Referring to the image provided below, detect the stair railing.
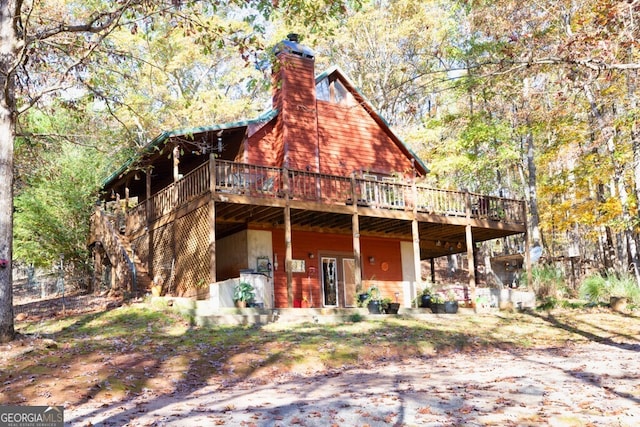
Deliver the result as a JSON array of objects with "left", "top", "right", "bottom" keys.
[{"left": 90, "top": 206, "right": 137, "bottom": 295}]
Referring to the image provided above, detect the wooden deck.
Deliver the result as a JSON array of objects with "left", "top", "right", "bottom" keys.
[{"left": 122, "top": 158, "right": 526, "bottom": 259}]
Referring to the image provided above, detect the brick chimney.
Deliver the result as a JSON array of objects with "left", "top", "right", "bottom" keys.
[{"left": 272, "top": 34, "right": 319, "bottom": 172}]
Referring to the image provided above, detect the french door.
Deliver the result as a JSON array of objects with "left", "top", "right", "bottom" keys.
[{"left": 321, "top": 256, "right": 356, "bottom": 307}]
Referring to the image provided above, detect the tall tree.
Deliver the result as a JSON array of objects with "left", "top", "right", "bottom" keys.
[{"left": 0, "top": 0, "right": 356, "bottom": 342}]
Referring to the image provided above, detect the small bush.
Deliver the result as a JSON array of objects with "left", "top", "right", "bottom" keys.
[
  {"left": 525, "top": 264, "right": 567, "bottom": 299},
  {"left": 537, "top": 297, "right": 559, "bottom": 311},
  {"left": 349, "top": 312, "right": 364, "bottom": 323},
  {"left": 579, "top": 273, "right": 640, "bottom": 304}
]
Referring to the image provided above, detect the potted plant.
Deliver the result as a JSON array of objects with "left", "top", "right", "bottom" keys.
[
  {"left": 233, "top": 281, "right": 255, "bottom": 308},
  {"left": 366, "top": 286, "right": 382, "bottom": 314},
  {"left": 444, "top": 291, "right": 459, "bottom": 314},
  {"left": 382, "top": 297, "right": 400, "bottom": 314},
  {"left": 420, "top": 286, "right": 433, "bottom": 308},
  {"left": 430, "top": 293, "right": 446, "bottom": 313}
]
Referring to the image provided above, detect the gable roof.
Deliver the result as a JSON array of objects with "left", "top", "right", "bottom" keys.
[
  {"left": 103, "top": 67, "right": 428, "bottom": 188},
  {"left": 315, "top": 66, "right": 429, "bottom": 174}
]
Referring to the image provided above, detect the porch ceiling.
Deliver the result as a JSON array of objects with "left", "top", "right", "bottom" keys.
[{"left": 214, "top": 201, "right": 525, "bottom": 259}]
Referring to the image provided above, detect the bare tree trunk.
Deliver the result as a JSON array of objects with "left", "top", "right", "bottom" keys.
[
  {"left": 627, "top": 68, "right": 640, "bottom": 285},
  {"left": 584, "top": 82, "right": 640, "bottom": 282},
  {"left": 0, "top": 1, "right": 17, "bottom": 343},
  {"left": 525, "top": 128, "right": 542, "bottom": 249}
]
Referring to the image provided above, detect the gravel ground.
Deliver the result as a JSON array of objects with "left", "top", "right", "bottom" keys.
[{"left": 66, "top": 341, "right": 639, "bottom": 426}]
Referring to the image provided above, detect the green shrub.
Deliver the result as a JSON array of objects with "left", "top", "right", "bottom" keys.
[
  {"left": 349, "top": 312, "right": 364, "bottom": 322},
  {"left": 524, "top": 264, "right": 566, "bottom": 299},
  {"left": 579, "top": 272, "right": 640, "bottom": 304}
]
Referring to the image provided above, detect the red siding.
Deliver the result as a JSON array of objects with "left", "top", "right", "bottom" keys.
[
  {"left": 269, "top": 229, "right": 406, "bottom": 308},
  {"left": 245, "top": 118, "right": 282, "bottom": 167},
  {"left": 317, "top": 101, "right": 415, "bottom": 178},
  {"left": 254, "top": 53, "right": 419, "bottom": 178},
  {"left": 274, "top": 53, "right": 320, "bottom": 172}
]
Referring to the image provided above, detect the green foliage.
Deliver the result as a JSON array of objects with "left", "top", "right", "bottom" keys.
[
  {"left": 348, "top": 312, "right": 364, "bottom": 322},
  {"left": 233, "top": 282, "right": 255, "bottom": 302},
  {"left": 579, "top": 273, "right": 640, "bottom": 305},
  {"left": 14, "top": 141, "right": 108, "bottom": 270},
  {"left": 524, "top": 264, "right": 567, "bottom": 300}
]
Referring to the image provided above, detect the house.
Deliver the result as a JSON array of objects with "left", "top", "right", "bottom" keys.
[{"left": 89, "top": 34, "right": 528, "bottom": 309}]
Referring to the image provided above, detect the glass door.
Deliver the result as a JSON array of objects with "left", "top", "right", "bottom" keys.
[{"left": 321, "top": 257, "right": 338, "bottom": 306}]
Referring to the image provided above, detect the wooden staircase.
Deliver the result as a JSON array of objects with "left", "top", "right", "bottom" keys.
[
  {"left": 89, "top": 207, "right": 152, "bottom": 297},
  {"left": 119, "top": 235, "right": 153, "bottom": 294}
]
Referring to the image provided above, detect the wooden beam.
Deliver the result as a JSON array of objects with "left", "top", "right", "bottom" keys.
[
  {"left": 411, "top": 176, "right": 421, "bottom": 304},
  {"left": 350, "top": 173, "right": 362, "bottom": 294},
  {"left": 465, "top": 223, "right": 476, "bottom": 301},
  {"left": 523, "top": 201, "right": 532, "bottom": 288},
  {"left": 465, "top": 192, "right": 476, "bottom": 301},
  {"left": 283, "top": 168, "right": 293, "bottom": 308},
  {"left": 209, "top": 154, "right": 217, "bottom": 285},
  {"left": 352, "top": 213, "right": 362, "bottom": 294},
  {"left": 411, "top": 218, "right": 422, "bottom": 299},
  {"left": 430, "top": 258, "right": 435, "bottom": 283},
  {"left": 146, "top": 169, "right": 153, "bottom": 279}
]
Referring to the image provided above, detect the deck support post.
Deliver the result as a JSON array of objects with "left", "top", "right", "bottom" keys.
[
  {"left": 465, "top": 223, "right": 476, "bottom": 301},
  {"left": 351, "top": 173, "right": 362, "bottom": 294},
  {"left": 209, "top": 154, "right": 217, "bottom": 285},
  {"left": 283, "top": 168, "right": 293, "bottom": 307},
  {"left": 284, "top": 205, "right": 293, "bottom": 308},
  {"left": 411, "top": 218, "right": 422, "bottom": 304},
  {"left": 464, "top": 191, "right": 476, "bottom": 302},
  {"left": 352, "top": 213, "right": 362, "bottom": 294},
  {"left": 146, "top": 168, "right": 153, "bottom": 280},
  {"left": 523, "top": 202, "right": 532, "bottom": 288},
  {"left": 430, "top": 258, "right": 436, "bottom": 283},
  {"left": 411, "top": 168, "right": 422, "bottom": 306}
]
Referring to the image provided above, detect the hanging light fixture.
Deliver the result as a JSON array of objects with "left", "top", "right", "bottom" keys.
[
  {"left": 217, "top": 130, "right": 223, "bottom": 152},
  {"left": 436, "top": 240, "right": 442, "bottom": 247}
]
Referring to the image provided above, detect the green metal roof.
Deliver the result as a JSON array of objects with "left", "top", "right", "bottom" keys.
[{"left": 101, "top": 109, "right": 278, "bottom": 187}]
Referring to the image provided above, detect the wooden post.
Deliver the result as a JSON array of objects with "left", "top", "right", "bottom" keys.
[
  {"left": 283, "top": 168, "right": 293, "bottom": 307},
  {"left": 523, "top": 200, "right": 532, "bottom": 287},
  {"left": 465, "top": 191, "right": 476, "bottom": 301},
  {"left": 465, "top": 223, "right": 476, "bottom": 301},
  {"left": 411, "top": 170, "right": 421, "bottom": 303},
  {"left": 351, "top": 173, "right": 362, "bottom": 293},
  {"left": 430, "top": 258, "right": 436, "bottom": 283},
  {"left": 411, "top": 218, "right": 422, "bottom": 297},
  {"left": 146, "top": 169, "right": 153, "bottom": 279},
  {"left": 209, "top": 154, "right": 217, "bottom": 285}
]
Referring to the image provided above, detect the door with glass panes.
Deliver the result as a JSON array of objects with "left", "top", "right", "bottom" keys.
[{"left": 321, "top": 256, "right": 356, "bottom": 307}]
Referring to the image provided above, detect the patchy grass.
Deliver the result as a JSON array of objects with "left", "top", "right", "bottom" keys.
[{"left": 1, "top": 299, "right": 638, "bottom": 410}]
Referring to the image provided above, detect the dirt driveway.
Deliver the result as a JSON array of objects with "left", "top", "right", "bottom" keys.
[
  {"left": 5, "top": 293, "right": 639, "bottom": 426},
  {"left": 65, "top": 341, "right": 638, "bottom": 426}
]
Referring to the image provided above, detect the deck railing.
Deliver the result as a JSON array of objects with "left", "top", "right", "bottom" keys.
[{"left": 126, "top": 159, "right": 526, "bottom": 226}]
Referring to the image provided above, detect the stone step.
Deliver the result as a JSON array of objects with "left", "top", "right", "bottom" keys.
[{"left": 154, "top": 297, "right": 476, "bottom": 326}]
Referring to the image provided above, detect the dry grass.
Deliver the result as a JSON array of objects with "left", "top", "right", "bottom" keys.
[{"left": 1, "top": 296, "right": 638, "bottom": 409}]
